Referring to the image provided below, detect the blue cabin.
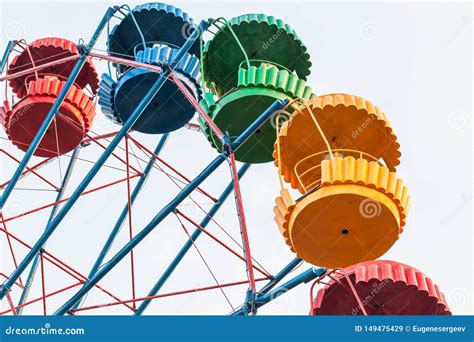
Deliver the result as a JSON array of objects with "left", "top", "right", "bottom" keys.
[{"left": 98, "top": 3, "right": 202, "bottom": 134}]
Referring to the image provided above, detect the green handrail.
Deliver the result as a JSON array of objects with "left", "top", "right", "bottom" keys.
[
  {"left": 199, "top": 17, "right": 251, "bottom": 93},
  {"left": 238, "top": 59, "right": 292, "bottom": 73}
]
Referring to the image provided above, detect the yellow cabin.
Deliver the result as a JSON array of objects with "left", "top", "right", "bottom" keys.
[{"left": 273, "top": 93, "right": 410, "bottom": 268}]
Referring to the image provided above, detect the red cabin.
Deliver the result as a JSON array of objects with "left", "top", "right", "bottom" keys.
[{"left": 1, "top": 37, "right": 98, "bottom": 157}]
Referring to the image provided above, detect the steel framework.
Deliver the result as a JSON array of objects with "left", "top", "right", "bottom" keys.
[{"left": 0, "top": 6, "right": 327, "bottom": 316}]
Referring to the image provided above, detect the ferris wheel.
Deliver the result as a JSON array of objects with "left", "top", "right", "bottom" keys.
[{"left": 0, "top": 3, "right": 451, "bottom": 316}]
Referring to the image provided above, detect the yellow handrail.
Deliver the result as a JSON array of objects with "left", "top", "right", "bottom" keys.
[
  {"left": 293, "top": 149, "right": 382, "bottom": 193},
  {"left": 290, "top": 102, "right": 334, "bottom": 160},
  {"left": 275, "top": 111, "right": 285, "bottom": 190},
  {"left": 274, "top": 98, "right": 306, "bottom": 190}
]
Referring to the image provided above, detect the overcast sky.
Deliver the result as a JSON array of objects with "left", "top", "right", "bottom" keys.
[{"left": 0, "top": 1, "right": 472, "bottom": 315}]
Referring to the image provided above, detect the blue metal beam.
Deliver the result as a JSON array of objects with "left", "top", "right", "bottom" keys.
[
  {"left": 73, "top": 134, "right": 169, "bottom": 310},
  {"left": 53, "top": 98, "right": 288, "bottom": 315},
  {"left": 134, "top": 163, "right": 251, "bottom": 315},
  {"left": 233, "top": 266, "right": 327, "bottom": 316},
  {"left": 257, "top": 257, "right": 302, "bottom": 296},
  {"left": 0, "top": 40, "right": 16, "bottom": 73},
  {"left": 0, "top": 7, "right": 116, "bottom": 210},
  {"left": 0, "top": 19, "right": 212, "bottom": 300},
  {"left": 16, "top": 147, "right": 80, "bottom": 314}
]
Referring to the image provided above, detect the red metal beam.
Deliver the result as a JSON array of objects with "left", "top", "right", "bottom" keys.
[
  {"left": 228, "top": 152, "right": 257, "bottom": 297},
  {"left": 58, "top": 115, "right": 142, "bottom": 175},
  {"left": 0, "top": 212, "right": 24, "bottom": 287},
  {"left": 0, "top": 155, "right": 56, "bottom": 189},
  {"left": 125, "top": 137, "right": 137, "bottom": 310},
  {"left": 5, "top": 291, "right": 17, "bottom": 316},
  {"left": 175, "top": 209, "right": 270, "bottom": 278},
  {"left": 82, "top": 130, "right": 129, "bottom": 143},
  {"left": 0, "top": 273, "right": 23, "bottom": 289},
  {"left": 0, "top": 149, "right": 59, "bottom": 190},
  {"left": 0, "top": 226, "right": 135, "bottom": 313},
  {"left": 70, "top": 277, "right": 270, "bottom": 313},
  {"left": 0, "top": 282, "right": 82, "bottom": 315},
  {"left": 40, "top": 253, "right": 47, "bottom": 315},
  {"left": 169, "top": 72, "right": 224, "bottom": 140},
  {"left": 0, "top": 55, "right": 80, "bottom": 82},
  {"left": 1, "top": 174, "right": 141, "bottom": 224},
  {"left": 128, "top": 135, "right": 217, "bottom": 202},
  {"left": 88, "top": 52, "right": 162, "bottom": 73}
]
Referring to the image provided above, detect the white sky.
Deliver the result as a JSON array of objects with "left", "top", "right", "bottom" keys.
[{"left": 0, "top": 1, "right": 472, "bottom": 315}]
